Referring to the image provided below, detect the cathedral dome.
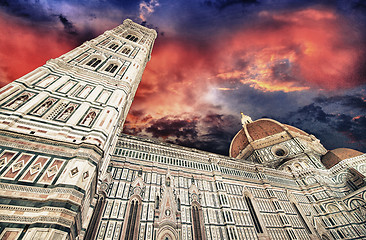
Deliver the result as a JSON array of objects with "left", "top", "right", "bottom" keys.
[
  {"left": 230, "top": 118, "right": 309, "bottom": 158},
  {"left": 321, "top": 148, "right": 364, "bottom": 169},
  {"left": 246, "top": 119, "right": 285, "bottom": 141}
]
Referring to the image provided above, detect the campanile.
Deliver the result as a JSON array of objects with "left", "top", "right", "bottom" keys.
[{"left": 0, "top": 19, "right": 156, "bottom": 239}]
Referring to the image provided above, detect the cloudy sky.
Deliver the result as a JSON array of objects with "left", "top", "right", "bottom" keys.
[{"left": 0, "top": 0, "right": 365, "bottom": 155}]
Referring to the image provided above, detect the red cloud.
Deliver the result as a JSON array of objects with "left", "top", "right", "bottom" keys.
[
  {"left": 125, "top": 7, "right": 364, "bottom": 141},
  {"left": 219, "top": 7, "right": 363, "bottom": 91},
  {"left": 0, "top": 14, "right": 75, "bottom": 87}
]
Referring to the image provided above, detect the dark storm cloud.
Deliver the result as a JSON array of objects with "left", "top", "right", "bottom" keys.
[
  {"left": 275, "top": 97, "right": 366, "bottom": 152},
  {"left": 328, "top": 114, "right": 366, "bottom": 150},
  {"left": 217, "top": 83, "right": 310, "bottom": 120},
  {"left": 58, "top": 14, "right": 77, "bottom": 35},
  {"left": 162, "top": 113, "right": 240, "bottom": 155},
  {"left": 315, "top": 94, "right": 366, "bottom": 110},
  {"left": 198, "top": 113, "right": 241, "bottom": 154},
  {"left": 203, "top": 0, "right": 259, "bottom": 10},
  {"left": 0, "top": 0, "right": 143, "bottom": 44},
  {"left": 0, "top": 0, "right": 54, "bottom": 22},
  {"left": 295, "top": 104, "right": 332, "bottom": 123},
  {"left": 146, "top": 117, "right": 199, "bottom": 139},
  {"left": 124, "top": 113, "right": 241, "bottom": 155}
]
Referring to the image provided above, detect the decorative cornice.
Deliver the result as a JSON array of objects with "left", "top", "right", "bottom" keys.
[
  {"left": 0, "top": 182, "right": 84, "bottom": 200},
  {"left": 0, "top": 129, "right": 103, "bottom": 163}
]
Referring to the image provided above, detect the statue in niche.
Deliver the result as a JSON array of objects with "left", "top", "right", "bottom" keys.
[
  {"left": 35, "top": 100, "right": 53, "bottom": 115},
  {"left": 81, "top": 111, "right": 96, "bottom": 126},
  {"left": 6, "top": 94, "right": 29, "bottom": 109},
  {"left": 58, "top": 106, "right": 74, "bottom": 121},
  {"left": 166, "top": 177, "right": 171, "bottom": 187}
]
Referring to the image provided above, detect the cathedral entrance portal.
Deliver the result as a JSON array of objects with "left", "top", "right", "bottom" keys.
[{"left": 156, "top": 226, "right": 178, "bottom": 240}]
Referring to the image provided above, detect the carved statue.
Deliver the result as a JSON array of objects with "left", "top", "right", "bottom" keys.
[
  {"left": 7, "top": 94, "right": 29, "bottom": 109},
  {"left": 82, "top": 111, "right": 96, "bottom": 126},
  {"left": 58, "top": 106, "right": 74, "bottom": 121},
  {"left": 35, "top": 100, "right": 53, "bottom": 115}
]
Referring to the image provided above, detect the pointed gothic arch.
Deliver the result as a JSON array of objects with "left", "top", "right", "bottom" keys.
[
  {"left": 156, "top": 225, "right": 178, "bottom": 240},
  {"left": 191, "top": 201, "right": 205, "bottom": 240},
  {"left": 121, "top": 195, "right": 142, "bottom": 240}
]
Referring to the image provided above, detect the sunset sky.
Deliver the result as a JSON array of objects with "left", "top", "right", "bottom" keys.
[{"left": 0, "top": 0, "right": 365, "bottom": 155}]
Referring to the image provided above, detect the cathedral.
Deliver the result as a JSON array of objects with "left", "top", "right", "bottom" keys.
[{"left": 0, "top": 19, "right": 365, "bottom": 240}]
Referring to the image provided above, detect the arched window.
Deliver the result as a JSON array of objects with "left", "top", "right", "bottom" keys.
[
  {"left": 245, "top": 196, "right": 263, "bottom": 234},
  {"left": 123, "top": 198, "right": 141, "bottom": 240},
  {"left": 105, "top": 64, "right": 118, "bottom": 73},
  {"left": 191, "top": 204, "right": 204, "bottom": 240},
  {"left": 108, "top": 43, "right": 119, "bottom": 50},
  {"left": 125, "top": 34, "right": 138, "bottom": 42},
  {"left": 121, "top": 47, "right": 131, "bottom": 55},
  {"left": 86, "top": 57, "right": 101, "bottom": 68}
]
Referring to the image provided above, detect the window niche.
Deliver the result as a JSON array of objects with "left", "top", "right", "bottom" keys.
[
  {"left": 104, "top": 63, "right": 119, "bottom": 74},
  {"left": 125, "top": 34, "right": 139, "bottom": 42},
  {"left": 79, "top": 108, "right": 100, "bottom": 127},
  {"left": 54, "top": 102, "right": 79, "bottom": 122},
  {"left": 121, "top": 47, "right": 132, "bottom": 55},
  {"left": 35, "top": 75, "right": 59, "bottom": 88},
  {"left": 191, "top": 203, "right": 205, "bottom": 240},
  {"left": 3, "top": 92, "right": 35, "bottom": 110},
  {"left": 30, "top": 97, "right": 58, "bottom": 116},
  {"left": 77, "top": 85, "right": 94, "bottom": 99},
  {"left": 108, "top": 43, "right": 119, "bottom": 50},
  {"left": 86, "top": 57, "right": 102, "bottom": 68},
  {"left": 121, "top": 198, "right": 142, "bottom": 240},
  {"left": 57, "top": 80, "right": 77, "bottom": 94}
]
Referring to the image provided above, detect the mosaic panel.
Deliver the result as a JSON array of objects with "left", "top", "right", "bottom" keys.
[
  {"left": 20, "top": 156, "right": 50, "bottom": 182},
  {"left": 38, "top": 159, "right": 65, "bottom": 184},
  {"left": 1, "top": 153, "right": 34, "bottom": 180}
]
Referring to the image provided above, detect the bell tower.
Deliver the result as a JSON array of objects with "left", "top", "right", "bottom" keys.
[{"left": 0, "top": 19, "right": 156, "bottom": 239}]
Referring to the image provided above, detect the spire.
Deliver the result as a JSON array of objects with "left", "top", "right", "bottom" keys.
[{"left": 241, "top": 112, "right": 253, "bottom": 127}]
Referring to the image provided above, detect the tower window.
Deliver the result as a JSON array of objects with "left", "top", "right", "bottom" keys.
[
  {"left": 126, "top": 34, "right": 138, "bottom": 42},
  {"left": 105, "top": 64, "right": 118, "bottom": 73},
  {"left": 122, "top": 47, "right": 131, "bottom": 55},
  {"left": 86, "top": 58, "right": 101, "bottom": 68},
  {"left": 108, "top": 43, "right": 119, "bottom": 50}
]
